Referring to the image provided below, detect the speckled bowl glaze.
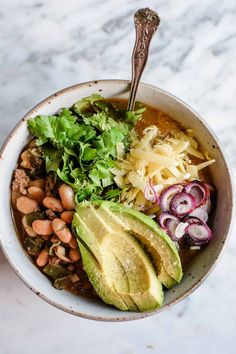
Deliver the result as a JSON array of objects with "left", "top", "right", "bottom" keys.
[{"left": 0, "top": 80, "right": 234, "bottom": 321}]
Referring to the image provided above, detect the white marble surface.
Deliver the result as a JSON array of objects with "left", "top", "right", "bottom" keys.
[{"left": 1, "top": 0, "right": 236, "bottom": 353}]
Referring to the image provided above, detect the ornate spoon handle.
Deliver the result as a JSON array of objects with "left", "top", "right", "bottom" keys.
[{"left": 127, "top": 8, "right": 160, "bottom": 111}]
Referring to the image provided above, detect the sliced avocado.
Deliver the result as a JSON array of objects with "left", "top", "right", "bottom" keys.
[
  {"left": 73, "top": 201, "right": 182, "bottom": 288},
  {"left": 96, "top": 201, "right": 183, "bottom": 284},
  {"left": 111, "top": 255, "right": 139, "bottom": 312},
  {"left": 73, "top": 204, "right": 163, "bottom": 312},
  {"left": 85, "top": 201, "right": 181, "bottom": 287},
  {"left": 108, "top": 231, "right": 163, "bottom": 311},
  {"left": 79, "top": 243, "right": 129, "bottom": 311},
  {"left": 73, "top": 213, "right": 139, "bottom": 311},
  {"left": 72, "top": 213, "right": 103, "bottom": 264},
  {"left": 156, "top": 263, "right": 176, "bottom": 289},
  {"left": 101, "top": 246, "right": 139, "bottom": 312}
]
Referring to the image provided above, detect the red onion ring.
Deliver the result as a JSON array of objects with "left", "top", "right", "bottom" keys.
[
  {"left": 182, "top": 216, "right": 203, "bottom": 224},
  {"left": 159, "top": 212, "right": 179, "bottom": 230},
  {"left": 170, "top": 192, "right": 196, "bottom": 217},
  {"left": 184, "top": 180, "right": 209, "bottom": 208},
  {"left": 189, "top": 207, "right": 208, "bottom": 223},
  {"left": 201, "top": 198, "right": 211, "bottom": 213},
  {"left": 160, "top": 184, "right": 184, "bottom": 212},
  {"left": 165, "top": 219, "right": 181, "bottom": 241},
  {"left": 144, "top": 178, "right": 160, "bottom": 204},
  {"left": 186, "top": 223, "right": 212, "bottom": 245}
]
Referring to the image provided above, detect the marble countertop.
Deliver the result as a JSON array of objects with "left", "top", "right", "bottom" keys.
[{"left": 1, "top": 0, "right": 236, "bottom": 353}]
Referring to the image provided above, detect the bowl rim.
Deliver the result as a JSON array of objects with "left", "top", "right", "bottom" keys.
[{"left": 0, "top": 79, "right": 234, "bottom": 321}]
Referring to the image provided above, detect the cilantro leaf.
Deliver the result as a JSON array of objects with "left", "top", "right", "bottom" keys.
[
  {"left": 27, "top": 94, "right": 146, "bottom": 203},
  {"left": 105, "top": 188, "right": 122, "bottom": 201},
  {"left": 28, "top": 109, "right": 96, "bottom": 148},
  {"left": 43, "top": 145, "right": 63, "bottom": 173}
]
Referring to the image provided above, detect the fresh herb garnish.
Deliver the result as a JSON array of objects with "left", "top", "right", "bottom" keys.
[{"left": 27, "top": 94, "right": 145, "bottom": 202}]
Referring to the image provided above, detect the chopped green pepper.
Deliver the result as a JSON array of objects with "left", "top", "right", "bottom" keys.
[
  {"left": 23, "top": 237, "right": 44, "bottom": 256},
  {"left": 43, "top": 264, "right": 72, "bottom": 280},
  {"left": 54, "top": 275, "right": 73, "bottom": 290},
  {"left": 26, "top": 212, "right": 45, "bottom": 226}
]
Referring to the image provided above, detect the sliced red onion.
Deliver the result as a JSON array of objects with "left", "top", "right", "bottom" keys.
[
  {"left": 186, "top": 223, "right": 212, "bottom": 245},
  {"left": 165, "top": 218, "right": 181, "bottom": 241},
  {"left": 159, "top": 214, "right": 188, "bottom": 241},
  {"left": 157, "top": 180, "right": 214, "bottom": 245},
  {"left": 184, "top": 180, "right": 209, "bottom": 208},
  {"left": 189, "top": 207, "right": 208, "bottom": 223},
  {"left": 160, "top": 184, "right": 183, "bottom": 212},
  {"left": 170, "top": 192, "right": 196, "bottom": 217},
  {"left": 144, "top": 179, "right": 160, "bottom": 204},
  {"left": 183, "top": 216, "right": 203, "bottom": 225},
  {"left": 159, "top": 212, "right": 179, "bottom": 230},
  {"left": 175, "top": 222, "right": 189, "bottom": 239}
]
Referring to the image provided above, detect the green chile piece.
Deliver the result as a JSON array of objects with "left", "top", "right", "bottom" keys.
[
  {"left": 43, "top": 264, "right": 72, "bottom": 280},
  {"left": 54, "top": 275, "right": 73, "bottom": 290},
  {"left": 23, "top": 237, "right": 44, "bottom": 257}
]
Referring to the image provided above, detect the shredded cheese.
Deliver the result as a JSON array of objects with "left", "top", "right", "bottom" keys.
[{"left": 113, "top": 125, "right": 215, "bottom": 209}]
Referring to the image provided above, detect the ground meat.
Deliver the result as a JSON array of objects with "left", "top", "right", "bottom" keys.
[
  {"left": 45, "top": 209, "right": 56, "bottom": 220},
  {"left": 12, "top": 169, "right": 30, "bottom": 195}
]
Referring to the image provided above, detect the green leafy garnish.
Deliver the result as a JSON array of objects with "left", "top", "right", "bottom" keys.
[{"left": 27, "top": 94, "right": 145, "bottom": 202}]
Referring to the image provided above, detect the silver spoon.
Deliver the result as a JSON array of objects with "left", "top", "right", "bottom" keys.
[{"left": 127, "top": 8, "right": 160, "bottom": 111}]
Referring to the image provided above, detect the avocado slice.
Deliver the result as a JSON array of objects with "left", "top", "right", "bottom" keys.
[
  {"left": 108, "top": 231, "right": 163, "bottom": 311},
  {"left": 97, "top": 201, "right": 183, "bottom": 284},
  {"left": 85, "top": 201, "right": 182, "bottom": 287},
  {"left": 74, "top": 216, "right": 138, "bottom": 311},
  {"left": 73, "top": 205, "right": 163, "bottom": 312},
  {"left": 73, "top": 201, "right": 182, "bottom": 288},
  {"left": 78, "top": 243, "right": 129, "bottom": 311}
]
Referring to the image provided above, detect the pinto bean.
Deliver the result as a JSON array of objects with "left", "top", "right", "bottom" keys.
[
  {"left": 69, "top": 249, "right": 81, "bottom": 262},
  {"left": 61, "top": 211, "right": 74, "bottom": 224},
  {"left": 59, "top": 184, "right": 75, "bottom": 211},
  {"left": 52, "top": 218, "right": 66, "bottom": 232},
  {"left": 43, "top": 197, "right": 63, "bottom": 212},
  {"left": 32, "top": 220, "right": 53, "bottom": 236},
  {"left": 57, "top": 229, "right": 72, "bottom": 243},
  {"left": 28, "top": 186, "right": 45, "bottom": 204},
  {"left": 68, "top": 236, "right": 78, "bottom": 249},
  {"left": 36, "top": 249, "right": 49, "bottom": 267},
  {"left": 29, "top": 178, "right": 45, "bottom": 189},
  {"left": 52, "top": 218, "right": 72, "bottom": 243},
  {"left": 16, "top": 196, "right": 39, "bottom": 214},
  {"left": 20, "top": 150, "right": 32, "bottom": 169}
]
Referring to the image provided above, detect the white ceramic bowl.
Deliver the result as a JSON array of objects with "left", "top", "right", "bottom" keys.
[{"left": 0, "top": 80, "right": 234, "bottom": 321}]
